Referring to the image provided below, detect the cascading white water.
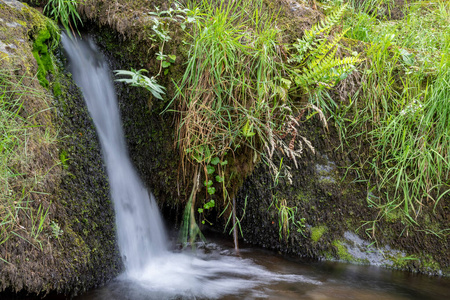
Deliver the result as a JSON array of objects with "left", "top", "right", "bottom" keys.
[
  {"left": 63, "top": 34, "right": 320, "bottom": 299},
  {"left": 61, "top": 34, "right": 167, "bottom": 273}
]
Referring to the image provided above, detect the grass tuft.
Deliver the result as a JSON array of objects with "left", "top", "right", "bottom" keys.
[
  {"left": 319, "top": 0, "right": 450, "bottom": 223},
  {"left": 0, "top": 68, "right": 54, "bottom": 261}
]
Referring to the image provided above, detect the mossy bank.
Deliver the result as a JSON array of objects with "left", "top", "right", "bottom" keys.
[{"left": 0, "top": 0, "right": 121, "bottom": 297}]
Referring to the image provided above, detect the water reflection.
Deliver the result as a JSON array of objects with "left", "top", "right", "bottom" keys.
[{"left": 76, "top": 240, "right": 450, "bottom": 300}]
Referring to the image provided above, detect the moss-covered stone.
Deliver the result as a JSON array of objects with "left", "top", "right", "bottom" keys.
[
  {"left": 0, "top": 0, "right": 121, "bottom": 297},
  {"left": 235, "top": 112, "right": 449, "bottom": 276},
  {"left": 332, "top": 240, "right": 353, "bottom": 261},
  {"left": 311, "top": 225, "right": 327, "bottom": 243}
]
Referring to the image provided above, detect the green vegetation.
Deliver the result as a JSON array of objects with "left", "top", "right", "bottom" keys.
[
  {"left": 44, "top": 0, "right": 83, "bottom": 36},
  {"left": 332, "top": 239, "right": 353, "bottom": 261},
  {"left": 50, "top": 220, "right": 63, "bottom": 239},
  {"left": 311, "top": 225, "right": 327, "bottom": 242},
  {"left": 115, "top": 68, "right": 166, "bottom": 100},
  {"left": 390, "top": 254, "right": 418, "bottom": 269},
  {"left": 316, "top": 0, "right": 450, "bottom": 228},
  {"left": 173, "top": 0, "right": 288, "bottom": 167},
  {"left": 32, "top": 20, "right": 59, "bottom": 90},
  {"left": 290, "top": 3, "right": 362, "bottom": 91},
  {"left": 59, "top": 149, "right": 69, "bottom": 169},
  {"left": 272, "top": 198, "right": 306, "bottom": 241},
  {"left": 0, "top": 70, "right": 51, "bottom": 261},
  {"left": 117, "top": 1, "right": 359, "bottom": 244},
  {"left": 1, "top": 0, "right": 447, "bottom": 279}
]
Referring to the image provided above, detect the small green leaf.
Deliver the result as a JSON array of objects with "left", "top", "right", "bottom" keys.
[
  {"left": 204, "top": 200, "right": 215, "bottom": 209},
  {"left": 168, "top": 54, "right": 177, "bottom": 62},
  {"left": 210, "top": 157, "right": 220, "bottom": 165},
  {"left": 220, "top": 160, "right": 228, "bottom": 166},
  {"left": 206, "top": 165, "right": 215, "bottom": 174},
  {"left": 204, "top": 180, "right": 213, "bottom": 187},
  {"left": 215, "top": 175, "right": 224, "bottom": 183},
  {"left": 162, "top": 61, "right": 171, "bottom": 68},
  {"left": 198, "top": 208, "right": 204, "bottom": 213},
  {"left": 242, "top": 120, "right": 255, "bottom": 137},
  {"left": 207, "top": 186, "right": 216, "bottom": 195}
]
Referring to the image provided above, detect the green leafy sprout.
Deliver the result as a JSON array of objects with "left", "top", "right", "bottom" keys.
[{"left": 114, "top": 69, "right": 166, "bottom": 100}]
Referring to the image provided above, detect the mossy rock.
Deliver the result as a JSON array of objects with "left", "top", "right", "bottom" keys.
[
  {"left": 235, "top": 113, "right": 449, "bottom": 276},
  {"left": 0, "top": 1, "right": 121, "bottom": 297}
]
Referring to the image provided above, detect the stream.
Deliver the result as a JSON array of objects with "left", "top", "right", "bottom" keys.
[
  {"left": 74, "top": 239, "right": 450, "bottom": 300},
  {"left": 62, "top": 34, "right": 450, "bottom": 300}
]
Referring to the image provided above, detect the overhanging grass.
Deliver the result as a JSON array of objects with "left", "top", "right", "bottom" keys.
[
  {"left": 172, "top": 0, "right": 297, "bottom": 243},
  {"left": 174, "top": 0, "right": 290, "bottom": 168},
  {"left": 115, "top": 1, "right": 359, "bottom": 244},
  {"left": 323, "top": 0, "right": 450, "bottom": 223},
  {"left": 374, "top": 67, "right": 450, "bottom": 218}
]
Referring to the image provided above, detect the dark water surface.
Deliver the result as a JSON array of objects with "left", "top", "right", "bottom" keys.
[{"left": 75, "top": 237, "right": 450, "bottom": 300}]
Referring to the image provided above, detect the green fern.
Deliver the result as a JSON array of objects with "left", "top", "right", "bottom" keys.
[{"left": 291, "top": 4, "right": 363, "bottom": 90}]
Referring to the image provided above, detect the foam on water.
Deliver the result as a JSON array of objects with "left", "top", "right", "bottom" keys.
[{"left": 126, "top": 250, "right": 320, "bottom": 299}]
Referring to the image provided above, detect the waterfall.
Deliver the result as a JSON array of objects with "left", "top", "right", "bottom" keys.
[
  {"left": 62, "top": 34, "right": 167, "bottom": 274},
  {"left": 62, "top": 34, "right": 318, "bottom": 299}
]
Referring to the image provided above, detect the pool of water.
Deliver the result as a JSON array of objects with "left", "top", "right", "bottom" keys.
[{"left": 75, "top": 236, "right": 450, "bottom": 300}]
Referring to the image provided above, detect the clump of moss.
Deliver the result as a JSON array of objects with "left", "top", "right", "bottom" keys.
[
  {"left": 59, "top": 149, "right": 69, "bottom": 169},
  {"left": 32, "top": 20, "right": 59, "bottom": 89},
  {"left": 32, "top": 28, "right": 52, "bottom": 87},
  {"left": 310, "top": 225, "right": 327, "bottom": 242},
  {"left": 332, "top": 240, "right": 353, "bottom": 261},
  {"left": 391, "top": 254, "right": 418, "bottom": 269},
  {"left": 421, "top": 254, "right": 440, "bottom": 273}
]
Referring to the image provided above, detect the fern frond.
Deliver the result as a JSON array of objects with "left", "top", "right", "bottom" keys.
[
  {"left": 290, "top": 4, "right": 347, "bottom": 64},
  {"left": 317, "top": 28, "right": 349, "bottom": 61},
  {"left": 299, "top": 56, "right": 364, "bottom": 86},
  {"left": 290, "top": 4, "right": 363, "bottom": 91},
  {"left": 308, "top": 3, "right": 348, "bottom": 37}
]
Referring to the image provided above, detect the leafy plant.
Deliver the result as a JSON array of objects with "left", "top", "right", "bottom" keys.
[
  {"left": 44, "top": 0, "right": 82, "bottom": 36},
  {"left": 197, "top": 200, "right": 215, "bottom": 225},
  {"left": 290, "top": 3, "right": 363, "bottom": 91},
  {"left": 156, "top": 52, "right": 176, "bottom": 75},
  {"left": 50, "top": 220, "right": 63, "bottom": 239},
  {"left": 270, "top": 198, "right": 306, "bottom": 241},
  {"left": 146, "top": 3, "right": 199, "bottom": 77},
  {"left": 114, "top": 68, "right": 166, "bottom": 100}
]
